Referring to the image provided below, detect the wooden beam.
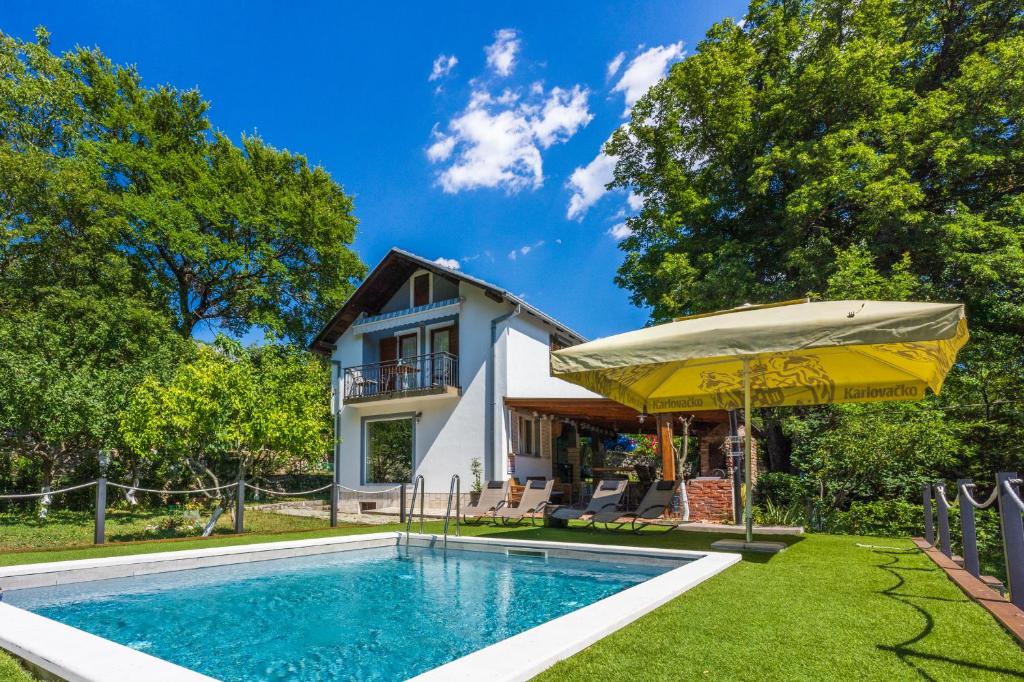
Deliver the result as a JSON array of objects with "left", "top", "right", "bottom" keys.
[{"left": 657, "top": 414, "right": 676, "bottom": 481}]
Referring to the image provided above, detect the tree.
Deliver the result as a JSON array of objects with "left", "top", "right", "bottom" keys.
[
  {"left": 609, "top": 0, "right": 1023, "bottom": 477},
  {"left": 1, "top": 27, "right": 366, "bottom": 344},
  {"left": 0, "top": 277, "right": 185, "bottom": 493},
  {"left": 120, "top": 336, "right": 331, "bottom": 504},
  {"left": 785, "top": 401, "right": 966, "bottom": 507}
]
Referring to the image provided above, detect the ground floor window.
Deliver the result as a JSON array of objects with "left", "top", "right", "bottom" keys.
[
  {"left": 517, "top": 413, "right": 540, "bottom": 456},
  {"left": 364, "top": 416, "right": 414, "bottom": 483}
]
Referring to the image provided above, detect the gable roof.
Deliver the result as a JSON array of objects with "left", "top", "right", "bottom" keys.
[{"left": 309, "top": 247, "right": 587, "bottom": 354}]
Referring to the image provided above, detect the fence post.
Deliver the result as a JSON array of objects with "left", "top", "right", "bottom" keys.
[
  {"left": 94, "top": 477, "right": 107, "bottom": 545},
  {"left": 957, "top": 479, "right": 980, "bottom": 578},
  {"left": 330, "top": 482, "right": 338, "bottom": 528},
  {"left": 235, "top": 478, "right": 245, "bottom": 534},
  {"left": 936, "top": 483, "right": 951, "bottom": 558},
  {"left": 922, "top": 483, "right": 934, "bottom": 545},
  {"left": 997, "top": 471, "right": 1024, "bottom": 609},
  {"left": 400, "top": 483, "right": 407, "bottom": 524}
]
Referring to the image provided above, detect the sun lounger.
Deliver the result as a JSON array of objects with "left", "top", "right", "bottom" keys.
[
  {"left": 591, "top": 480, "right": 679, "bottom": 533},
  {"left": 494, "top": 479, "right": 553, "bottom": 525},
  {"left": 463, "top": 479, "right": 509, "bottom": 523},
  {"left": 550, "top": 479, "right": 627, "bottom": 526}
]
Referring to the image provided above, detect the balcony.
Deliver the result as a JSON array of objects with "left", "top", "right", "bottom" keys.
[{"left": 343, "top": 352, "right": 460, "bottom": 405}]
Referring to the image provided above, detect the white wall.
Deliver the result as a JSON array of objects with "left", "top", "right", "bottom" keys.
[{"left": 504, "top": 313, "right": 603, "bottom": 399}]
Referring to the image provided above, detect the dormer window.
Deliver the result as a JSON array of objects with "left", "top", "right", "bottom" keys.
[{"left": 412, "top": 273, "right": 430, "bottom": 307}]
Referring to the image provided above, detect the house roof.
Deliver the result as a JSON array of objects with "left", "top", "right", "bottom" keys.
[{"left": 309, "top": 248, "right": 587, "bottom": 354}]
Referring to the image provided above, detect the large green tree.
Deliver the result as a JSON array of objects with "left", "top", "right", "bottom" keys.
[
  {"left": 0, "top": 271, "right": 185, "bottom": 492},
  {"left": 1, "top": 27, "right": 365, "bottom": 343},
  {"left": 609, "top": 0, "right": 1023, "bottom": 477}
]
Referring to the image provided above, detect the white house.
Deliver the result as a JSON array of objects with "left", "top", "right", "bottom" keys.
[
  {"left": 309, "top": 248, "right": 602, "bottom": 504},
  {"left": 310, "top": 248, "right": 752, "bottom": 519}
]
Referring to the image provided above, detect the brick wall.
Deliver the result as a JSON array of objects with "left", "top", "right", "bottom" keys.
[{"left": 686, "top": 478, "right": 734, "bottom": 523}]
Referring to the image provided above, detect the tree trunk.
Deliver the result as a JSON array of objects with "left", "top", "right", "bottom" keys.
[{"left": 759, "top": 409, "right": 792, "bottom": 473}]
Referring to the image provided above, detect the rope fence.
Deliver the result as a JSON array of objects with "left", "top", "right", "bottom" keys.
[
  {"left": 0, "top": 476, "right": 412, "bottom": 545},
  {"left": 106, "top": 481, "right": 239, "bottom": 495},
  {"left": 0, "top": 480, "right": 98, "bottom": 500},
  {"left": 922, "top": 471, "right": 1024, "bottom": 609},
  {"left": 247, "top": 483, "right": 333, "bottom": 496},
  {"left": 958, "top": 482, "right": 999, "bottom": 509}
]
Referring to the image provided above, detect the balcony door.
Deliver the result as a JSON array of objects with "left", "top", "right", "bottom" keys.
[
  {"left": 397, "top": 333, "right": 418, "bottom": 390},
  {"left": 429, "top": 325, "right": 458, "bottom": 387}
]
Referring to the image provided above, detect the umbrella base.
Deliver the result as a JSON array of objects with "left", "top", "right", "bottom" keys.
[{"left": 710, "top": 539, "right": 787, "bottom": 554}]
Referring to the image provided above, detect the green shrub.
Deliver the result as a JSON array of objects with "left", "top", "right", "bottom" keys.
[
  {"left": 825, "top": 499, "right": 923, "bottom": 537},
  {"left": 753, "top": 499, "right": 805, "bottom": 527},
  {"left": 755, "top": 472, "right": 808, "bottom": 507}
]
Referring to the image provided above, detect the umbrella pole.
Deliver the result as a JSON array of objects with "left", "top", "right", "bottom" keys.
[{"left": 743, "top": 358, "right": 753, "bottom": 543}]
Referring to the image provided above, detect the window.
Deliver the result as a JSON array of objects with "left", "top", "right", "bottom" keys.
[
  {"left": 517, "top": 414, "right": 540, "bottom": 456},
  {"left": 413, "top": 273, "right": 430, "bottom": 307},
  {"left": 364, "top": 417, "right": 414, "bottom": 484},
  {"left": 398, "top": 333, "right": 418, "bottom": 359}
]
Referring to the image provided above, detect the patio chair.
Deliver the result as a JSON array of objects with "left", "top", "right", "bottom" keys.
[
  {"left": 494, "top": 479, "right": 554, "bottom": 526},
  {"left": 550, "top": 479, "right": 627, "bottom": 526},
  {"left": 592, "top": 480, "right": 679, "bottom": 533},
  {"left": 463, "top": 480, "right": 509, "bottom": 523}
]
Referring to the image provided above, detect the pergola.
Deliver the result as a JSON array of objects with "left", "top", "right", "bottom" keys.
[{"left": 504, "top": 397, "right": 749, "bottom": 480}]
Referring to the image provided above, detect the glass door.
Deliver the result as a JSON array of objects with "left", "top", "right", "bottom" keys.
[
  {"left": 430, "top": 327, "right": 451, "bottom": 386},
  {"left": 397, "top": 333, "right": 418, "bottom": 390}
]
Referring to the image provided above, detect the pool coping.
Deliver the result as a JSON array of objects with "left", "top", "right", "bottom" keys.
[{"left": 0, "top": 532, "right": 740, "bottom": 682}]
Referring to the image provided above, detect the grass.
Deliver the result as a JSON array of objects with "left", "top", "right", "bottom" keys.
[
  {"left": 0, "top": 652, "right": 34, "bottom": 682},
  {"left": 0, "top": 520, "right": 1021, "bottom": 681}
]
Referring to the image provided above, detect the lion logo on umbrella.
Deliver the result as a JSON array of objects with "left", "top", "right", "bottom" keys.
[{"left": 699, "top": 355, "right": 836, "bottom": 409}]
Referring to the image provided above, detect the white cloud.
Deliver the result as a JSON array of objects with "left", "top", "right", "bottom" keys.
[
  {"left": 433, "top": 257, "right": 461, "bottom": 269},
  {"left": 508, "top": 240, "right": 545, "bottom": 260},
  {"left": 612, "top": 42, "right": 685, "bottom": 115},
  {"left": 529, "top": 86, "right": 593, "bottom": 148},
  {"left": 606, "top": 51, "right": 625, "bottom": 79},
  {"left": 566, "top": 145, "right": 616, "bottom": 219},
  {"left": 486, "top": 28, "right": 520, "bottom": 76},
  {"left": 429, "top": 54, "right": 458, "bottom": 81},
  {"left": 426, "top": 126, "right": 457, "bottom": 162},
  {"left": 429, "top": 84, "right": 591, "bottom": 194},
  {"left": 607, "top": 222, "right": 632, "bottom": 240},
  {"left": 627, "top": 192, "right": 644, "bottom": 211}
]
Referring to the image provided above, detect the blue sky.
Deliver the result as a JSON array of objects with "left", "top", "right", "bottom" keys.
[{"left": 4, "top": 1, "right": 746, "bottom": 341}]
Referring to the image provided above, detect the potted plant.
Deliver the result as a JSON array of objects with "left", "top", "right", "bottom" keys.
[{"left": 469, "top": 457, "right": 483, "bottom": 505}]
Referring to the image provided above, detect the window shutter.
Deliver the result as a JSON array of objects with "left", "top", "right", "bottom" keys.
[{"left": 511, "top": 414, "right": 520, "bottom": 453}]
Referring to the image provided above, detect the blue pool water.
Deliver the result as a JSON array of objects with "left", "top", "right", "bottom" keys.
[{"left": 8, "top": 544, "right": 679, "bottom": 681}]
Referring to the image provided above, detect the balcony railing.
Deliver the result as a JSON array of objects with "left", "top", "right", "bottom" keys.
[{"left": 343, "top": 352, "right": 459, "bottom": 402}]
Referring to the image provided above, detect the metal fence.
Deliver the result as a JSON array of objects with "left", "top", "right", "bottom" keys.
[
  {"left": 922, "top": 471, "right": 1023, "bottom": 608},
  {"left": 343, "top": 351, "right": 458, "bottom": 400}
]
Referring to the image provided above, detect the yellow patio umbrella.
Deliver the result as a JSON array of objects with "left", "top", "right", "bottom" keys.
[{"left": 551, "top": 299, "right": 969, "bottom": 543}]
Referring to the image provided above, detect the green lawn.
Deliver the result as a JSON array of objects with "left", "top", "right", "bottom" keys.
[{"left": 0, "top": 522, "right": 1021, "bottom": 681}]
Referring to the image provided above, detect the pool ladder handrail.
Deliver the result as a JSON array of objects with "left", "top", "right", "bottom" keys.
[
  {"left": 443, "top": 474, "right": 461, "bottom": 550},
  {"left": 405, "top": 475, "right": 425, "bottom": 549}
]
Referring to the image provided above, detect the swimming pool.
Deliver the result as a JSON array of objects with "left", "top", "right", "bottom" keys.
[{"left": 0, "top": 533, "right": 739, "bottom": 681}]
